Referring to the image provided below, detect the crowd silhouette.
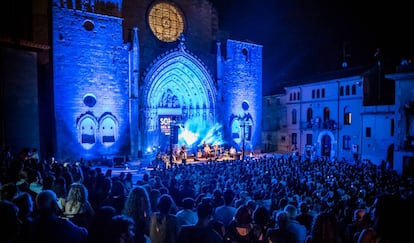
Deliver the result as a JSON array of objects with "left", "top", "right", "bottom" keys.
[{"left": 1, "top": 147, "right": 413, "bottom": 243}]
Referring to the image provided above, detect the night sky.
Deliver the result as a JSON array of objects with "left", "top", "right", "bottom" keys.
[{"left": 211, "top": 0, "right": 414, "bottom": 95}]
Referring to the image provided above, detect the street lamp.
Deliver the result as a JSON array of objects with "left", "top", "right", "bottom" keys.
[
  {"left": 239, "top": 117, "right": 251, "bottom": 161},
  {"left": 169, "top": 119, "right": 177, "bottom": 168},
  {"left": 241, "top": 122, "right": 246, "bottom": 161}
]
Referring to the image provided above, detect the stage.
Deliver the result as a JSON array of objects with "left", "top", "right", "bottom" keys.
[{"left": 93, "top": 153, "right": 241, "bottom": 183}]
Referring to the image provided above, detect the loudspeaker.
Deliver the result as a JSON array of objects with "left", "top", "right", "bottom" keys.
[{"left": 171, "top": 126, "right": 179, "bottom": 144}]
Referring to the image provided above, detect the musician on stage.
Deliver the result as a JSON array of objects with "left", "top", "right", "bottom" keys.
[
  {"left": 179, "top": 145, "right": 187, "bottom": 159},
  {"left": 213, "top": 143, "right": 219, "bottom": 158},
  {"left": 229, "top": 146, "right": 236, "bottom": 158},
  {"left": 203, "top": 142, "right": 211, "bottom": 158}
]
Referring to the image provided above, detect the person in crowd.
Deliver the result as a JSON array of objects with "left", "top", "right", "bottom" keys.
[
  {"left": 109, "top": 214, "right": 136, "bottom": 243},
  {"left": 177, "top": 179, "right": 196, "bottom": 208},
  {"left": 12, "top": 192, "right": 34, "bottom": 243},
  {"left": 123, "top": 185, "right": 152, "bottom": 243},
  {"left": 27, "top": 169, "right": 43, "bottom": 195},
  {"left": 284, "top": 204, "right": 307, "bottom": 243},
  {"left": 0, "top": 200, "right": 21, "bottom": 243},
  {"left": 176, "top": 197, "right": 198, "bottom": 231},
  {"left": 306, "top": 211, "right": 343, "bottom": 243},
  {"left": 213, "top": 188, "right": 237, "bottom": 228},
  {"left": 266, "top": 211, "right": 298, "bottom": 243},
  {"left": 90, "top": 176, "right": 112, "bottom": 211},
  {"left": 235, "top": 190, "right": 251, "bottom": 208},
  {"left": 100, "top": 180, "right": 127, "bottom": 214},
  {"left": 123, "top": 172, "right": 133, "bottom": 193},
  {"left": 251, "top": 205, "right": 271, "bottom": 243},
  {"left": 61, "top": 169, "right": 74, "bottom": 195},
  {"left": 29, "top": 190, "right": 88, "bottom": 243},
  {"left": 149, "top": 194, "right": 179, "bottom": 243},
  {"left": 52, "top": 176, "right": 67, "bottom": 211},
  {"left": 87, "top": 205, "right": 117, "bottom": 243},
  {"left": 296, "top": 202, "right": 314, "bottom": 234},
  {"left": 149, "top": 188, "right": 162, "bottom": 213},
  {"left": 225, "top": 204, "right": 254, "bottom": 243},
  {"left": 343, "top": 208, "right": 367, "bottom": 243},
  {"left": 0, "top": 182, "right": 18, "bottom": 201},
  {"left": 42, "top": 173, "right": 56, "bottom": 191},
  {"left": 357, "top": 193, "right": 409, "bottom": 243},
  {"left": 165, "top": 177, "right": 180, "bottom": 203},
  {"left": 63, "top": 182, "right": 95, "bottom": 229},
  {"left": 212, "top": 188, "right": 224, "bottom": 208},
  {"left": 3, "top": 145, "right": 414, "bottom": 243},
  {"left": 178, "top": 198, "right": 223, "bottom": 243}
]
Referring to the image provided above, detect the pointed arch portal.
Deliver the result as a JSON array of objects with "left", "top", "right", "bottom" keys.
[{"left": 141, "top": 50, "right": 222, "bottom": 154}]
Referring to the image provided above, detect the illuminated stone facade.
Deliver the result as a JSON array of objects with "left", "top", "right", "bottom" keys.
[{"left": 52, "top": 0, "right": 262, "bottom": 161}]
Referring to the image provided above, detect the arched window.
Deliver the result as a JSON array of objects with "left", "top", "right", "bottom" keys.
[
  {"left": 344, "top": 106, "right": 352, "bottom": 125},
  {"left": 307, "top": 108, "right": 313, "bottom": 122},
  {"left": 99, "top": 113, "right": 119, "bottom": 146},
  {"left": 352, "top": 84, "right": 356, "bottom": 95},
  {"left": 76, "top": 112, "right": 98, "bottom": 149},
  {"left": 292, "top": 109, "right": 297, "bottom": 124},
  {"left": 323, "top": 107, "right": 330, "bottom": 121}
]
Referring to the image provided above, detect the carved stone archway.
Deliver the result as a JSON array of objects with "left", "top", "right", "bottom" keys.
[{"left": 141, "top": 47, "right": 217, "bottom": 153}]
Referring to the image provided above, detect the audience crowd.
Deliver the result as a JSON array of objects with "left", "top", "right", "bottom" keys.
[{"left": 0, "top": 147, "right": 413, "bottom": 243}]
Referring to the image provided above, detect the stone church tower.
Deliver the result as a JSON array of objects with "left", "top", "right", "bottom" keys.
[{"left": 52, "top": 0, "right": 262, "bottom": 162}]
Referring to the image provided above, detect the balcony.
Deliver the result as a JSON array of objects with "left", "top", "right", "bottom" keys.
[
  {"left": 323, "top": 120, "right": 338, "bottom": 130},
  {"left": 301, "top": 119, "right": 338, "bottom": 131}
]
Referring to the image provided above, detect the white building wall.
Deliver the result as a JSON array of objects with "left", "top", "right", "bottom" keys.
[
  {"left": 263, "top": 68, "right": 414, "bottom": 176},
  {"left": 387, "top": 71, "right": 414, "bottom": 176},
  {"left": 360, "top": 106, "right": 395, "bottom": 165},
  {"left": 282, "top": 76, "right": 364, "bottom": 161}
]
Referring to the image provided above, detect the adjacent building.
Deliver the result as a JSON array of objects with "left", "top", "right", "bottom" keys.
[{"left": 263, "top": 63, "right": 414, "bottom": 176}]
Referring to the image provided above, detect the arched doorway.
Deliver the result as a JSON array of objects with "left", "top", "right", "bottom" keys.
[{"left": 141, "top": 49, "right": 217, "bottom": 155}]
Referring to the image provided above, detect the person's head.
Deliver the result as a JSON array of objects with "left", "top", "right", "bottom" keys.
[
  {"left": 0, "top": 182, "right": 18, "bottom": 201},
  {"left": 93, "top": 206, "right": 116, "bottom": 223},
  {"left": 253, "top": 206, "right": 270, "bottom": 226},
  {"left": 353, "top": 208, "right": 365, "bottom": 222},
  {"left": 52, "top": 176, "right": 67, "bottom": 198},
  {"left": 111, "top": 214, "right": 135, "bottom": 242},
  {"left": 299, "top": 202, "right": 309, "bottom": 214},
  {"left": 284, "top": 204, "right": 298, "bottom": 220},
  {"left": 370, "top": 193, "right": 403, "bottom": 241},
  {"left": 275, "top": 211, "right": 289, "bottom": 228},
  {"left": 182, "top": 197, "right": 195, "bottom": 210},
  {"left": 197, "top": 199, "right": 214, "bottom": 220},
  {"left": 223, "top": 188, "right": 235, "bottom": 206},
  {"left": 36, "top": 190, "right": 60, "bottom": 214},
  {"left": 0, "top": 200, "right": 21, "bottom": 242},
  {"left": 110, "top": 180, "right": 126, "bottom": 197},
  {"left": 157, "top": 194, "right": 174, "bottom": 214},
  {"left": 123, "top": 186, "right": 151, "bottom": 221},
  {"left": 213, "top": 189, "right": 222, "bottom": 199},
  {"left": 67, "top": 182, "right": 89, "bottom": 203},
  {"left": 310, "top": 212, "right": 340, "bottom": 243},
  {"left": 12, "top": 191, "right": 34, "bottom": 218},
  {"left": 149, "top": 189, "right": 161, "bottom": 211},
  {"left": 235, "top": 204, "right": 252, "bottom": 224}
]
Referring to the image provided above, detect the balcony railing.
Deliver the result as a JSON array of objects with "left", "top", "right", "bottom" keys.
[{"left": 301, "top": 119, "right": 338, "bottom": 130}]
